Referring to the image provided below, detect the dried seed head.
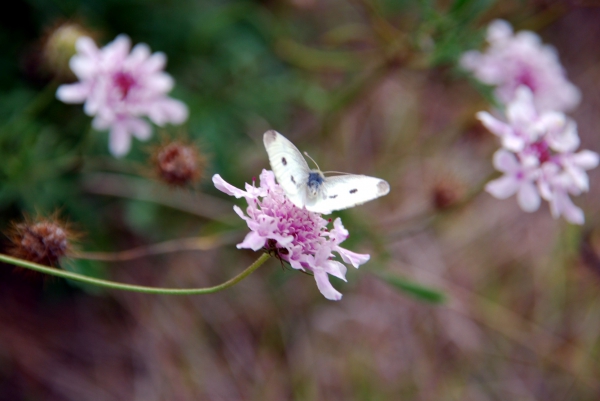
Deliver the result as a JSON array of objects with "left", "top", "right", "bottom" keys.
[
  {"left": 152, "top": 140, "right": 205, "bottom": 186},
  {"left": 6, "top": 215, "right": 76, "bottom": 266},
  {"left": 42, "top": 22, "right": 92, "bottom": 80}
]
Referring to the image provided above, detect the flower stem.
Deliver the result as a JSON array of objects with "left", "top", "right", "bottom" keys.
[{"left": 0, "top": 253, "right": 271, "bottom": 295}]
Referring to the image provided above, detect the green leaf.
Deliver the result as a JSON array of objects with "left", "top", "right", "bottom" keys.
[{"left": 377, "top": 273, "right": 446, "bottom": 304}]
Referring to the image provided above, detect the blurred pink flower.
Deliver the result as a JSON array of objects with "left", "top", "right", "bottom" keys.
[
  {"left": 477, "top": 87, "right": 578, "bottom": 152},
  {"left": 481, "top": 87, "right": 598, "bottom": 224},
  {"left": 485, "top": 149, "right": 541, "bottom": 212},
  {"left": 213, "top": 170, "right": 370, "bottom": 301},
  {"left": 56, "top": 35, "right": 188, "bottom": 157},
  {"left": 461, "top": 19, "right": 580, "bottom": 112}
]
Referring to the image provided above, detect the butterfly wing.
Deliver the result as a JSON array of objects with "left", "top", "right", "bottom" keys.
[
  {"left": 263, "top": 130, "right": 311, "bottom": 208},
  {"left": 305, "top": 175, "right": 390, "bottom": 214}
]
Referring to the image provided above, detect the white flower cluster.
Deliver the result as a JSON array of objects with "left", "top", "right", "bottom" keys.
[{"left": 461, "top": 20, "right": 598, "bottom": 224}]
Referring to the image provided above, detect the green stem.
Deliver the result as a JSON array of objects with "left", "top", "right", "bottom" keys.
[{"left": 0, "top": 253, "right": 271, "bottom": 295}]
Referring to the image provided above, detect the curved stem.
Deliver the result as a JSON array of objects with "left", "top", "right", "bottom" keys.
[{"left": 0, "top": 253, "right": 271, "bottom": 295}]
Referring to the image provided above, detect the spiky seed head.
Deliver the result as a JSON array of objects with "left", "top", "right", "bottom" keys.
[
  {"left": 6, "top": 214, "right": 77, "bottom": 267},
  {"left": 152, "top": 140, "right": 205, "bottom": 186}
]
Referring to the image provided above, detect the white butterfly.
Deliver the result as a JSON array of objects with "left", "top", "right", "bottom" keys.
[{"left": 263, "top": 130, "right": 390, "bottom": 214}]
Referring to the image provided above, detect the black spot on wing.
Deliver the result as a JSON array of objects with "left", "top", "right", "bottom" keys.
[
  {"left": 282, "top": 157, "right": 287, "bottom": 166},
  {"left": 329, "top": 195, "right": 338, "bottom": 199},
  {"left": 349, "top": 189, "right": 358, "bottom": 194},
  {"left": 291, "top": 176, "right": 296, "bottom": 184}
]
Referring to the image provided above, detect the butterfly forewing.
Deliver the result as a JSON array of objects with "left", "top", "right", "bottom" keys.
[
  {"left": 305, "top": 175, "right": 390, "bottom": 214},
  {"left": 263, "top": 130, "right": 310, "bottom": 207}
]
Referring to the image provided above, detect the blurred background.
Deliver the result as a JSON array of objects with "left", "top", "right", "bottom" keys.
[{"left": 1, "top": 0, "right": 600, "bottom": 399}]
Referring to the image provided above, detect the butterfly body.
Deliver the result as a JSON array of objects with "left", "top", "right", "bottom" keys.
[
  {"left": 263, "top": 130, "right": 390, "bottom": 214},
  {"left": 307, "top": 171, "right": 325, "bottom": 197}
]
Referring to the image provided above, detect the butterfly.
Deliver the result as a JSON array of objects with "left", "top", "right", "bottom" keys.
[{"left": 263, "top": 130, "right": 390, "bottom": 214}]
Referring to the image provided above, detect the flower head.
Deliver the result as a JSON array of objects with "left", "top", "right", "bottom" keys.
[
  {"left": 213, "top": 170, "right": 370, "bottom": 300},
  {"left": 56, "top": 35, "right": 188, "bottom": 157},
  {"left": 152, "top": 139, "right": 205, "bottom": 186},
  {"left": 481, "top": 87, "right": 598, "bottom": 224},
  {"left": 461, "top": 19, "right": 580, "bottom": 112},
  {"left": 6, "top": 214, "right": 77, "bottom": 267}
]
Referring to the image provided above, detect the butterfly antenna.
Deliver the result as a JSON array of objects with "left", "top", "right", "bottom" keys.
[
  {"left": 303, "top": 151, "right": 321, "bottom": 171},
  {"left": 323, "top": 171, "right": 351, "bottom": 176}
]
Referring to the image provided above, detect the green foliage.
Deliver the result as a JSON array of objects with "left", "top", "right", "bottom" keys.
[{"left": 377, "top": 273, "right": 446, "bottom": 303}]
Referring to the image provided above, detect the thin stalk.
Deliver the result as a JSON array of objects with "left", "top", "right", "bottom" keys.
[{"left": 0, "top": 253, "right": 271, "bottom": 295}]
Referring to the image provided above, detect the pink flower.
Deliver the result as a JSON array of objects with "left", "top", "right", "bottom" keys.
[
  {"left": 477, "top": 87, "right": 577, "bottom": 152},
  {"left": 56, "top": 35, "right": 188, "bottom": 157},
  {"left": 481, "top": 87, "right": 598, "bottom": 224},
  {"left": 461, "top": 19, "right": 580, "bottom": 112},
  {"left": 213, "top": 170, "right": 370, "bottom": 301},
  {"left": 485, "top": 149, "right": 541, "bottom": 212}
]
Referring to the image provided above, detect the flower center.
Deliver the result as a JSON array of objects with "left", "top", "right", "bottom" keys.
[
  {"left": 515, "top": 68, "right": 537, "bottom": 92},
  {"left": 529, "top": 140, "right": 552, "bottom": 164},
  {"left": 113, "top": 71, "right": 136, "bottom": 99}
]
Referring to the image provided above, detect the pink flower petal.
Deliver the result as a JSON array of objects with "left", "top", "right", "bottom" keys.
[
  {"left": 127, "top": 43, "right": 151, "bottom": 68},
  {"left": 236, "top": 231, "right": 267, "bottom": 251},
  {"left": 551, "top": 192, "right": 584, "bottom": 224},
  {"left": 336, "top": 247, "right": 370, "bottom": 268},
  {"left": 147, "top": 98, "right": 188, "bottom": 125},
  {"left": 70, "top": 55, "right": 97, "bottom": 79},
  {"left": 108, "top": 122, "right": 132, "bottom": 157},
  {"left": 507, "top": 86, "right": 537, "bottom": 126},
  {"left": 492, "top": 149, "right": 519, "bottom": 173},
  {"left": 212, "top": 175, "right": 250, "bottom": 198},
  {"left": 56, "top": 83, "right": 90, "bottom": 103},
  {"left": 573, "top": 150, "right": 599, "bottom": 170},
  {"left": 487, "top": 19, "right": 513, "bottom": 43},
  {"left": 144, "top": 72, "right": 174, "bottom": 93},
  {"left": 485, "top": 175, "right": 520, "bottom": 199},
  {"left": 103, "top": 35, "right": 131, "bottom": 67},
  {"left": 126, "top": 117, "right": 152, "bottom": 140},
  {"left": 75, "top": 36, "right": 99, "bottom": 58},
  {"left": 144, "top": 52, "right": 167, "bottom": 73},
  {"left": 314, "top": 270, "right": 342, "bottom": 301},
  {"left": 517, "top": 181, "right": 541, "bottom": 212}
]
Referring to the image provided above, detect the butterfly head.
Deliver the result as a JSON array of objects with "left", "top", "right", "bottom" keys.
[{"left": 307, "top": 170, "right": 325, "bottom": 198}]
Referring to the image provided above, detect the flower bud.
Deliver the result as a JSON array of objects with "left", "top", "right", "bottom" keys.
[
  {"left": 43, "top": 22, "right": 91, "bottom": 80},
  {"left": 152, "top": 140, "right": 205, "bottom": 186}
]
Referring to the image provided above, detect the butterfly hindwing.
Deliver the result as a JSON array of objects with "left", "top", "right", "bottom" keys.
[
  {"left": 263, "top": 130, "right": 310, "bottom": 207},
  {"left": 305, "top": 175, "right": 390, "bottom": 214}
]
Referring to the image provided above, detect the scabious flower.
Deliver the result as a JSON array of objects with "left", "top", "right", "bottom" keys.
[
  {"left": 213, "top": 169, "right": 370, "bottom": 301},
  {"left": 460, "top": 19, "right": 580, "bottom": 112},
  {"left": 481, "top": 87, "right": 598, "bottom": 224},
  {"left": 56, "top": 35, "right": 188, "bottom": 157}
]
